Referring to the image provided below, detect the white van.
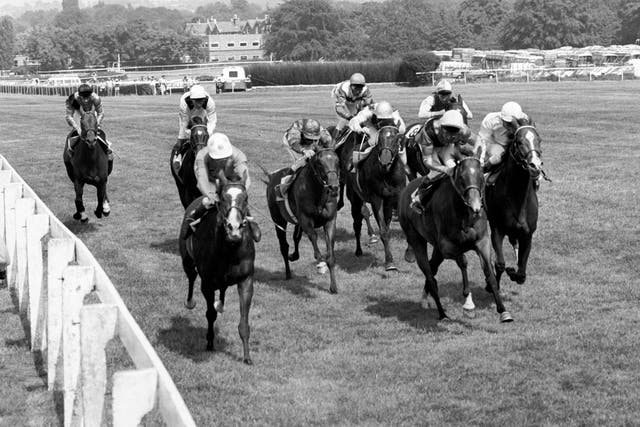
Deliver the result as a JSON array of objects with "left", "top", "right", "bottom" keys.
[
  {"left": 214, "top": 66, "right": 252, "bottom": 92},
  {"left": 47, "top": 74, "right": 82, "bottom": 87}
]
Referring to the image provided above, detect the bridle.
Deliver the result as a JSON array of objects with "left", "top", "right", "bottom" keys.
[
  {"left": 189, "top": 123, "right": 209, "bottom": 151},
  {"left": 218, "top": 184, "right": 250, "bottom": 234},
  {"left": 451, "top": 157, "right": 485, "bottom": 210},
  {"left": 510, "top": 125, "right": 542, "bottom": 177},
  {"left": 308, "top": 148, "right": 339, "bottom": 192},
  {"left": 80, "top": 113, "right": 98, "bottom": 147},
  {"left": 376, "top": 125, "right": 399, "bottom": 167}
]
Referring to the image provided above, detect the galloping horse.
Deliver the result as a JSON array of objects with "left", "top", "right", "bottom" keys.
[
  {"left": 339, "top": 126, "right": 406, "bottom": 270},
  {"left": 486, "top": 116, "right": 543, "bottom": 286},
  {"left": 398, "top": 157, "right": 513, "bottom": 322},
  {"left": 180, "top": 173, "right": 255, "bottom": 364},
  {"left": 403, "top": 95, "right": 469, "bottom": 180},
  {"left": 63, "top": 111, "right": 111, "bottom": 222},
  {"left": 170, "top": 116, "right": 209, "bottom": 208},
  {"left": 265, "top": 148, "right": 341, "bottom": 293}
]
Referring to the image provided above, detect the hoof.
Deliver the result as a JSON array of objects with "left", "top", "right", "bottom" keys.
[
  {"left": 329, "top": 286, "right": 338, "bottom": 294},
  {"left": 243, "top": 358, "right": 253, "bottom": 365},
  {"left": 214, "top": 300, "right": 224, "bottom": 314},
  {"left": 184, "top": 299, "right": 196, "bottom": 310},
  {"left": 94, "top": 209, "right": 103, "bottom": 218},
  {"left": 206, "top": 343, "right": 214, "bottom": 351},
  {"left": 73, "top": 211, "right": 88, "bottom": 222},
  {"left": 462, "top": 293, "right": 475, "bottom": 310},
  {"left": 316, "top": 261, "right": 328, "bottom": 275},
  {"left": 463, "top": 308, "right": 476, "bottom": 319},
  {"left": 102, "top": 201, "right": 111, "bottom": 215},
  {"left": 288, "top": 253, "right": 300, "bottom": 262},
  {"left": 355, "top": 248, "right": 363, "bottom": 257},
  {"left": 500, "top": 311, "right": 514, "bottom": 323},
  {"left": 404, "top": 248, "right": 416, "bottom": 263},
  {"left": 385, "top": 264, "right": 398, "bottom": 272},
  {"left": 368, "top": 234, "right": 379, "bottom": 245}
]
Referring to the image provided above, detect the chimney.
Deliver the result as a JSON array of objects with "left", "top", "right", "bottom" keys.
[{"left": 232, "top": 14, "right": 238, "bottom": 25}]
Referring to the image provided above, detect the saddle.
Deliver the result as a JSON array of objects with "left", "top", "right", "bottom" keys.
[
  {"left": 410, "top": 174, "right": 447, "bottom": 213},
  {"left": 274, "top": 168, "right": 300, "bottom": 224}
]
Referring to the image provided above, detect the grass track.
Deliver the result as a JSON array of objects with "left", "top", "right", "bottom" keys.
[{"left": 1, "top": 80, "right": 639, "bottom": 426}]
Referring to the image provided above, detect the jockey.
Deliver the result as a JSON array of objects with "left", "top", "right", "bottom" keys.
[
  {"left": 185, "top": 133, "right": 260, "bottom": 241},
  {"left": 479, "top": 101, "right": 527, "bottom": 170},
  {"left": 172, "top": 84, "right": 217, "bottom": 172},
  {"left": 277, "top": 118, "right": 333, "bottom": 198},
  {"left": 65, "top": 83, "right": 111, "bottom": 149},
  {"left": 410, "top": 110, "right": 483, "bottom": 213},
  {"left": 332, "top": 72, "right": 374, "bottom": 142},
  {"left": 418, "top": 79, "right": 473, "bottom": 120},
  {"left": 347, "top": 100, "right": 407, "bottom": 171}
]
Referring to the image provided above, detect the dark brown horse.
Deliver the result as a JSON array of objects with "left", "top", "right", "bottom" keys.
[
  {"left": 170, "top": 116, "right": 209, "bottom": 208},
  {"left": 486, "top": 116, "right": 543, "bottom": 286},
  {"left": 63, "top": 111, "right": 111, "bottom": 222},
  {"left": 179, "top": 173, "right": 255, "bottom": 364},
  {"left": 403, "top": 95, "right": 469, "bottom": 181},
  {"left": 265, "top": 148, "right": 341, "bottom": 293},
  {"left": 398, "top": 157, "right": 513, "bottom": 322},
  {"left": 339, "top": 126, "right": 406, "bottom": 270}
]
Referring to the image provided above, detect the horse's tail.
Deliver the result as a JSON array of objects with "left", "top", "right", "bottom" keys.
[{"left": 255, "top": 162, "right": 271, "bottom": 185}]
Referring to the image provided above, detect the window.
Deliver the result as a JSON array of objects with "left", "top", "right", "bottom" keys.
[
  {"left": 227, "top": 42, "right": 235, "bottom": 47},
  {"left": 227, "top": 56, "right": 235, "bottom": 61},
  {"left": 252, "top": 41, "right": 260, "bottom": 46},
  {"left": 210, "top": 56, "right": 218, "bottom": 62},
  {"left": 240, "top": 42, "right": 247, "bottom": 47},
  {"left": 240, "top": 56, "right": 247, "bottom": 60},
  {"left": 211, "top": 42, "right": 219, "bottom": 48},
  {"left": 253, "top": 55, "right": 260, "bottom": 59},
  {"left": 229, "top": 71, "right": 239, "bottom": 78}
]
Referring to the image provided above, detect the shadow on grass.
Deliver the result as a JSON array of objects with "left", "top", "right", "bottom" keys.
[
  {"left": 62, "top": 217, "right": 100, "bottom": 234},
  {"left": 149, "top": 237, "right": 179, "bottom": 255},
  {"left": 253, "top": 265, "right": 325, "bottom": 298},
  {"left": 364, "top": 296, "right": 462, "bottom": 331},
  {"left": 157, "top": 315, "right": 235, "bottom": 363}
]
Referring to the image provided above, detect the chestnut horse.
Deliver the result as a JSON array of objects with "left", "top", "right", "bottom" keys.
[
  {"left": 180, "top": 173, "right": 255, "bottom": 364},
  {"left": 485, "top": 116, "right": 543, "bottom": 286},
  {"left": 398, "top": 157, "right": 513, "bottom": 322},
  {"left": 265, "top": 148, "right": 341, "bottom": 293}
]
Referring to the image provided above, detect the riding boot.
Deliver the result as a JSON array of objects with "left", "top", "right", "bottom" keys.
[
  {"left": 67, "top": 135, "right": 80, "bottom": 155},
  {"left": 185, "top": 198, "right": 211, "bottom": 234},
  {"left": 246, "top": 210, "right": 261, "bottom": 242},
  {"left": 410, "top": 177, "right": 432, "bottom": 214},
  {"left": 64, "top": 160, "right": 75, "bottom": 182},
  {"left": 172, "top": 138, "right": 189, "bottom": 173},
  {"left": 277, "top": 174, "right": 293, "bottom": 199}
]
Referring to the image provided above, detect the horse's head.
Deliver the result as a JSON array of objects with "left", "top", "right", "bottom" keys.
[
  {"left": 452, "top": 157, "right": 485, "bottom": 216},
  {"left": 216, "top": 170, "right": 250, "bottom": 243},
  {"left": 376, "top": 125, "right": 401, "bottom": 169},
  {"left": 510, "top": 116, "right": 543, "bottom": 178},
  {"left": 308, "top": 148, "right": 340, "bottom": 198},
  {"left": 189, "top": 116, "right": 209, "bottom": 152},
  {"left": 80, "top": 111, "right": 99, "bottom": 147},
  {"left": 445, "top": 95, "right": 468, "bottom": 125}
]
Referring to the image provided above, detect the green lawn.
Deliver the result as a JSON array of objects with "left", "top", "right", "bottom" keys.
[{"left": 1, "top": 80, "right": 639, "bottom": 426}]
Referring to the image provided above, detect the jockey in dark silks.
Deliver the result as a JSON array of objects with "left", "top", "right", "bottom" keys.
[
  {"left": 184, "top": 133, "right": 260, "bottom": 242},
  {"left": 418, "top": 79, "right": 473, "bottom": 121},
  {"left": 64, "top": 83, "right": 113, "bottom": 173},
  {"left": 410, "top": 110, "right": 483, "bottom": 214}
]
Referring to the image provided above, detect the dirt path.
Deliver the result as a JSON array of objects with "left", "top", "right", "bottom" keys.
[{"left": 0, "top": 281, "right": 60, "bottom": 426}]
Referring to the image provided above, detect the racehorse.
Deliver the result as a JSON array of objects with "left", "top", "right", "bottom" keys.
[
  {"left": 265, "top": 148, "right": 341, "bottom": 293},
  {"left": 63, "top": 111, "right": 111, "bottom": 222},
  {"left": 170, "top": 116, "right": 209, "bottom": 208},
  {"left": 179, "top": 173, "right": 255, "bottom": 364},
  {"left": 403, "top": 94, "right": 469, "bottom": 180},
  {"left": 339, "top": 126, "right": 406, "bottom": 270},
  {"left": 485, "top": 116, "right": 543, "bottom": 286},
  {"left": 398, "top": 157, "right": 513, "bottom": 322}
]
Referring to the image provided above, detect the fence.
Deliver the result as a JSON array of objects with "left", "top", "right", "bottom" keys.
[{"left": 0, "top": 155, "right": 195, "bottom": 427}]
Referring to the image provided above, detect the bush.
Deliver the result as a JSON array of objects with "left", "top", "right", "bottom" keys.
[
  {"left": 398, "top": 50, "right": 441, "bottom": 86},
  {"left": 245, "top": 61, "right": 402, "bottom": 87}
]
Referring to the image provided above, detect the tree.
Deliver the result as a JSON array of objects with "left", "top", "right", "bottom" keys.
[
  {"left": 457, "top": 0, "right": 508, "bottom": 49},
  {"left": 500, "top": 0, "right": 619, "bottom": 49},
  {"left": 617, "top": 0, "right": 640, "bottom": 43},
  {"left": 0, "top": 16, "right": 15, "bottom": 69},
  {"left": 263, "top": 0, "right": 345, "bottom": 60}
]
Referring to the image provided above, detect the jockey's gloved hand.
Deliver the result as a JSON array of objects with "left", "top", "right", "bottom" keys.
[
  {"left": 303, "top": 149, "right": 315, "bottom": 158},
  {"left": 74, "top": 126, "right": 82, "bottom": 135}
]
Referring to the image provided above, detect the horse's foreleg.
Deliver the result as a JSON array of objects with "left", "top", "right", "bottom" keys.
[
  {"left": 237, "top": 277, "right": 253, "bottom": 365},
  {"left": 323, "top": 219, "right": 338, "bottom": 294},
  {"left": 289, "top": 224, "right": 302, "bottom": 262},
  {"left": 183, "top": 253, "right": 198, "bottom": 309},
  {"left": 454, "top": 254, "right": 475, "bottom": 312},
  {"left": 491, "top": 226, "right": 507, "bottom": 287},
  {"left": 102, "top": 184, "right": 110, "bottom": 216},
  {"left": 95, "top": 183, "right": 105, "bottom": 218},
  {"left": 73, "top": 182, "right": 88, "bottom": 222},
  {"left": 202, "top": 283, "right": 217, "bottom": 351},
  {"left": 275, "top": 223, "right": 291, "bottom": 279},
  {"left": 215, "top": 287, "right": 227, "bottom": 314},
  {"left": 361, "top": 204, "right": 378, "bottom": 244},
  {"left": 337, "top": 180, "right": 345, "bottom": 211},
  {"left": 475, "top": 238, "right": 513, "bottom": 322},
  {"left": 348, "top": 189, "right": 364, "bottom": 256},
  {"left": 300, "top": 219, "right": 324, "bottom": 273},
  {"left": 372, "top": 200, "right": 395, "bottom": 271},
  {"left": 408, "top": 234, "right": 446, "bottom": 319},
  {"left": 506, "top": 234, "right": 532, "bottom": 285}
]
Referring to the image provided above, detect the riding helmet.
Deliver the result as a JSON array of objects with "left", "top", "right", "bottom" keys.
[
  {"left": 189, "top": 84, "right": 208, "bottom": 99},
  {"left": 208, "top": 133, "right": 233, "bottom": 159},
  {"left": 436, "top": 79, "right": 452, "bottom": 94},
  {"left": 302, "top": 119, "right": 322, "bottom": 141},
  {"left": 78, "top": 83, "right": 93, "bottom": 96},
  {"left": 349, "top": 73, "right": 366, "bottom": 86},
  {"left": 374, "top": 101, "right": 394, "bottom": 120},
  {"left": 440, "top": 110, "right": 465, "bottom": 131},
  {"left": 500, "top": 101, "right": 523, "bottom": 122}
]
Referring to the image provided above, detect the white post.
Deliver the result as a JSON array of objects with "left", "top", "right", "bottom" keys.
[
  {"left": 2, "top": 182, "right": 21, "bottom": 288},
  {"left": 79, "top": 304, "right": 118, "bottom": 427},
  {"left": 15, "top": 197, "right": 35, "bottom": 313},
  {"left": 27, "top": 214, "right": 49, "bottom": 350},
  {"left": 113, "top": 368, "right": 158, "bottom": 427},
  {"left": 47, "top": 238, "right": 76, "bottom": 391},
  {"left": 62, "top": 265, "right": 95, "bottom": 427}
]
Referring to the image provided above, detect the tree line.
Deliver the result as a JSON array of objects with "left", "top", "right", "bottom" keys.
[{"left": 1, "top": 0, "right": 639, "bottom": 71}]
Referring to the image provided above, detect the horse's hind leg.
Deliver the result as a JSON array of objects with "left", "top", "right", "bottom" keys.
[
  {"left": 237, "top": 277, "right": 254, "bottom": 365},
  {"left": 407, "top": 235, "right": 446, "bottom": 319},
  {"left": 289, "top": 224, "right": 302, "bottom": 262},
  {"left": 275, "top": 222, "right": 292, "bottom": 279},
  {"left": 454, "top": 254, "right": 475, "bottom": 312},
  {"left": 73, "top": 182, "right": 88, "bottom": 222},
  {"left": 323, "top": 219, "right": 338, "bottom": 294},
  {"left": 506, "top": 234, "right": 532, "bottom": 284}
]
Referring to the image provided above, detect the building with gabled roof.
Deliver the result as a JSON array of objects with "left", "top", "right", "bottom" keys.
[{"left": 185, "top": 14, "right": 271, "bottom": 62}]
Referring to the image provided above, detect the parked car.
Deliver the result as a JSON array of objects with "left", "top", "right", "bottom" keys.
[{"left": 214, "top": 66, "right": 252, "bottom": 93}]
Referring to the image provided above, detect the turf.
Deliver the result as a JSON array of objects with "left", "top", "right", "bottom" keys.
[{"left": 1, "top": 80, "right": 639, "bottom": 426}]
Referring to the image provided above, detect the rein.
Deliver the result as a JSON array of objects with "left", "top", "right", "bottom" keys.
[
  {"left": 510, "top": 125, "right": 544, "bottom": 175},
  {"left": 450, "top": 158, "right": 485, "bottom": 209}
]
